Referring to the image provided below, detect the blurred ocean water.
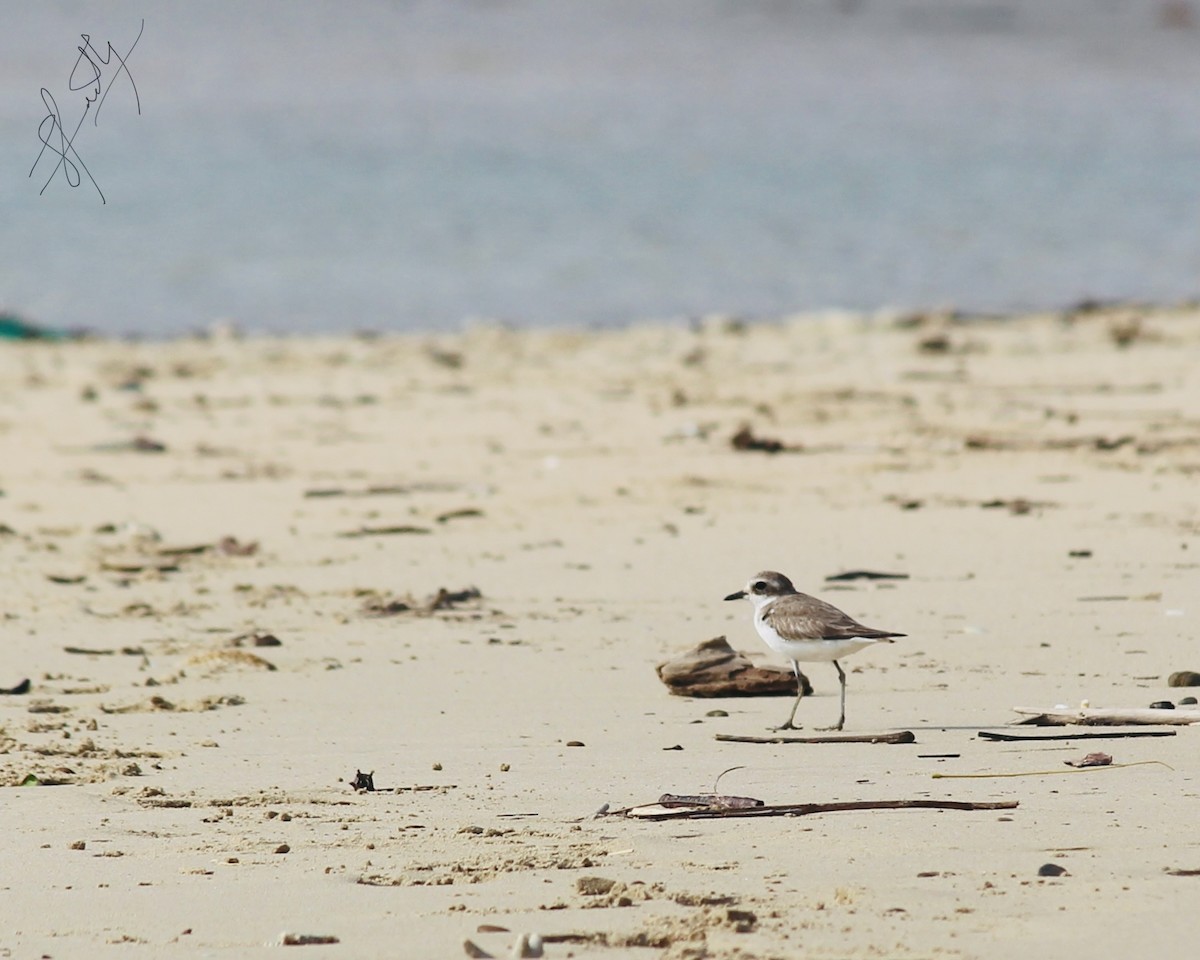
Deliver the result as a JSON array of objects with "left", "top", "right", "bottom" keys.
[{"left": 2, "top": 0, "right": 1200, "bottom": 336}]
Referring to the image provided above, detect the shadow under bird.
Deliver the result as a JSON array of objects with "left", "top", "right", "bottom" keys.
[{"left": 724, "top": 570, "right": 904, "bottom": 731}]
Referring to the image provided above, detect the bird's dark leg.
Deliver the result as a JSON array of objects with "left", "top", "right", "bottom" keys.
[
  {"left": 817, "top": 660, "right": 847, "bottom": 731},
  {"left": 773, "top": 661, "right": 806, "bottom": 731}
]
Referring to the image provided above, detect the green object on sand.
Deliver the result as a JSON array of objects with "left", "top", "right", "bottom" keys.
[{"left": 0, "top": 314, "right": 70, "bottom": 341}]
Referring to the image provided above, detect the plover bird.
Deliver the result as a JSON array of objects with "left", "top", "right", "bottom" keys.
[{"left": 725, "top": 571, "right": 904, "bottom": 731}]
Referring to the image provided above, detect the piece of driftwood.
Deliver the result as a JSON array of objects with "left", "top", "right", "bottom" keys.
[
  {"left": 63, "top": 645, "right": 145, "bottom": 656},
  {"left": 979, "top": 729, "right": 1176, "bottom": 742},
  {"left": 100, "top": 555, "right": 180, "bottom": 574},
  {"left": 1065, "top": 752, "right": 1112, "bottom": 767},
  {"left": 656, "top": 636, "right": 811, "bottom": 698},
  {"left": 964, "top": 433, "right": 1134, "bottom": 453},
  {"left": 337, "top": 524, "right": 431, "bottom": 538},
  {"left": 657, "top": 792, "right": 764, "bottom": 810},
  {"left": 716, "top": 731, "right": 915, "bottom": 745},
  {"left": 1013, "top": 706, "right": 1200, "bottom": 726},
  {"left": 304, "top": 483, "right": 455, "bottom": 498},
  {"left": 613, "top": 798, "right": 1018, "bottom": 821},
  {"left": 281, "top": 933, "right": 340, "bottom": 946}
]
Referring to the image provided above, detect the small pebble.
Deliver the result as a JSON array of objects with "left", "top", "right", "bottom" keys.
[
  {"left": 566, "top": 741, "right": 584, "bottom": 747},
  {"left": 1168, "top": 671, "right": 1200, "bottom": 687},
  {"left": 274, "top": 844, "right": 290, "bottom": 854},
  {"left": 705, "top": 709, "right": 728, "bottom": 717},
  {"left": 432, "top": 762, "right": 443, "bottom": 771},
  {"left": 499, "top": 763, "right": 510, "bottom": 772},
  {"left": 1179, "top": 696, "right": 1198, "bottom": 706},
  {"left": 1149, "top": 701, "right": 1175, "bottom": 710},
  {"left": 1038, "top": 863, "right": 1068, "bottom": 877}
]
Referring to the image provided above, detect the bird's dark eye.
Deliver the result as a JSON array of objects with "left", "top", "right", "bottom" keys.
[{"left": 752, "top": 581, "right": 766, "bottom": 593}]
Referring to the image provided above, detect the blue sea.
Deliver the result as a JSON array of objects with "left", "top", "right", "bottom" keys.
[{"left": 3, "top": 0, "right": 1200, "bottom": 337}]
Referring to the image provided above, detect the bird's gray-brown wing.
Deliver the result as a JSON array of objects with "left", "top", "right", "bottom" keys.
[{"left": 764, "top": 593, "right": 906, "bottom": 641}]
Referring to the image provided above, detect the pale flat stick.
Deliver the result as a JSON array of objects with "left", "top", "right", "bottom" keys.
[{"left": 1012, "top": 707, "right": 1200, "bottom": 726}]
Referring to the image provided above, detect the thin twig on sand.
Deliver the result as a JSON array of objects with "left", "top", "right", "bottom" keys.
[
  {"left": 933, "top": 761, "right": 1172, "bottom": 779},
  {"left": 715, "top": 731, "right": 915, "bottom": 745},
  {"left": 613, "top": 798, "right": 1017, "bottom": 821}
]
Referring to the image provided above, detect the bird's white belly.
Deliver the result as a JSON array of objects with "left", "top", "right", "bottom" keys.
[{"left": 753, "top": 616, "right": 877, "bottom": 663}]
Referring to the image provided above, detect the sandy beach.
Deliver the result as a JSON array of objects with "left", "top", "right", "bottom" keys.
[{"left": 2, "top": 306, "right": 1199, "bottom": 958}]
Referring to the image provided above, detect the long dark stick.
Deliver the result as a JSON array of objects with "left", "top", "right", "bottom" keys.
[
  {"left": 979, "top": 729, "right": 1176, "bottom": 742},
  {"left": 622, "top": 799, "right": 1017, "bottom": 821},
  {"left": 716, "top": 731, "right": 915, "bottom": 745}
]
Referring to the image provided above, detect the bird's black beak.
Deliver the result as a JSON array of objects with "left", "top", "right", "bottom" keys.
[{"left": 724, "top": 590, "right": 746, "bottom": 601}]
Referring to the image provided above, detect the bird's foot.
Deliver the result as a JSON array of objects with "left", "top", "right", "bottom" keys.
[
  {"left": 816, "top": 723, "right": 845, "bottom": 732},
  {"left": 771, "top": 722, "right": 803, "bottom": 732}
]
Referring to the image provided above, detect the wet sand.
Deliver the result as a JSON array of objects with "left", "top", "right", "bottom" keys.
[{"left": 2, "top": 306, "right": 1199, "bottom": 958}]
